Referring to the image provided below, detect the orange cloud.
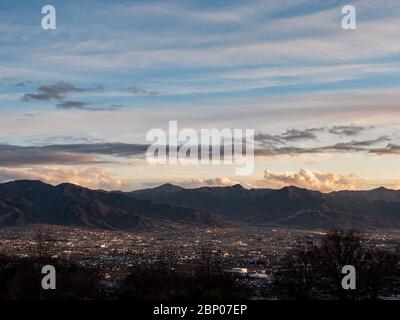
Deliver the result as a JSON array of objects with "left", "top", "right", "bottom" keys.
[
  {"left": 258, "top": 169, "right": 369, "bottom": 192},
  {"left": 179, "top": 177, "right": 242, "bottom": 188},
  {"left": 0, "top": 166, "right": 128, "bottom": 190}
]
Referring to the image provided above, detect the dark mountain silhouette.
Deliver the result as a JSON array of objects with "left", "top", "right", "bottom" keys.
[
  {"left": 2, "top": 180, "right": 400, "bottom": 230},
  {"left": 0, "top": 180, "right": 226, "bottom": 230},
  {"left": 132, "top": 183, "right": 274, "bottom": 218},
  {"left": 132, "top": 184, "right": 400, "bottom": 229}
]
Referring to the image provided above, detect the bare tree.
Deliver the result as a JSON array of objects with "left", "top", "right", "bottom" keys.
[
  {"left": 34, "top": 229, "right": 53, "bottom": 259},
  {"left": 316, "top": 230, "right": 366, "bottom": 300},
  {"left": 271, "top": 230, "right": 400, "bottom": 300},
  {"left": 271, "top": 241, "right": 319, "bottom": 300}
]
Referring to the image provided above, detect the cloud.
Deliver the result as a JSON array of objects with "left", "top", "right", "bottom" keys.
[
  {"left": 0, "top": 144, "right": 108, "bottom": 167},
  {"left": 55, "top": 100, "right": 122, "bottom": 111},
  {"left": 258, "top": 169, "right": 369, "bottom": 192},
  {"left": 0, "top": 132, "right": 395, "bottom": 169},
  {"left": 0, "top": 78, "right": 33, "bottom": 87},
  {"left": 16, "top": 112, "right": 45, "bottom": 122},
  {"left": 254, "top": 132, "right": 283, "bottom": 145},
  {"left": 21, "top": 81, "right": 113, "bottom": 111},
  {"left": 0, "top": 166, "right": 128, "bottom": 190},
  {"left": 123, "top": 85, "right": 158, "bottom": 96},
  {"left": 14, "top": 81, "right": 30, "bottom": 87},
  {"left": 22, "top": 82, "right": 103, "bottom": 102},
  {"left": 324, "top": 136, "right": 391, "bottom": 151},
  {"left": 179, "top": 177, "right": 242, "bottom": 188},
  {"left": 255, "top": 125, "right": 372, "bottom": 147},
  {"left": 255, "top": 136, "right": 392, "bottom": 156},
  {"left": 41, "top": 143, "right": 149, "bottom": 157},
  {"left": 328, "top": 125, "right": 372, "bottom": 136},
  {"left": 140, "top": 169, "right": 376, "bottom": 192},
  {"left": 28, "top": 135, "right": 104, "bottom": 145},
  {"left": 280, "top": 128, "right": 322, "bottom": 142},
  {"left": 55, "top": 100, "right": 93, "bottom": 109},
  {"left": 0, "top": 143, "right": 150, "bottom": 167},
  {"left": 369, "top": 143, "right": 400, "bottom": 155},
  {"left": 255, "top": 127, "right": 324, "bottom": 146}
]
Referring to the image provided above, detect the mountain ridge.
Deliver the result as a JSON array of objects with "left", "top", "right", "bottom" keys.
[
  {"left": 2, "top": 180, "right": 400, "bottom": 230},
  {"left": 0, "top": 180, "right": 227, "bottom": 230},
  {"left": 131, "top": 183, "right": 400, "bottom": 230}
]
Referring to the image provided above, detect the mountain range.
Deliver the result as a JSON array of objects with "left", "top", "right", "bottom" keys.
[
  {"left": 131, "top": 183, "right": 400, "bottom": 230},
  {"left": 0, "top": 180, "right": 225, "bottom": 230},
  {"left": 1, "top": 180, "right": 400, "bottom": 230}
]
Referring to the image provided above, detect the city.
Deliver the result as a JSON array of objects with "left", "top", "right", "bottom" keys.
[{"left": 1, "top": 224, "right": 399, "bottom": 299}]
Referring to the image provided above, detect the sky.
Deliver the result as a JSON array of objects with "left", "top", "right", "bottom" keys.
[{"left": 1, "top": 0, "right": 400, "bottom": 191}]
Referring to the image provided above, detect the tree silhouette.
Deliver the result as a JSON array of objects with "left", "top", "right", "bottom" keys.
[{"left": 270, "top": 230, "right": 400, "bottom": 300}]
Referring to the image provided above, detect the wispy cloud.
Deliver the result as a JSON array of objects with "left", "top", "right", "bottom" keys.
[
  {"left": 22, "top": 81, "right": 103, "bottom": 102},
  {"left": 122, "top": 85, "right": 158, "bottom": 96},
  {"left": 328, "top": 125, "right": 373, "bottom": 136},
  {"left": 255, "top": 136, "right": 392, "bottom": 156},
  {"left": 0, "top": 142, "right": 153, "bottom": 167},
  {"left": 55, "top": 101, "right": 123, "bottom": 111},
  {"left": 255, "top": 128, "right": 324, "bottom": 146},
  {"left": 255, "top": 125, "right": 374, "bottom": 146},
  {"left": 20, "top": 81, "right": 123, "bottom": 111}
]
